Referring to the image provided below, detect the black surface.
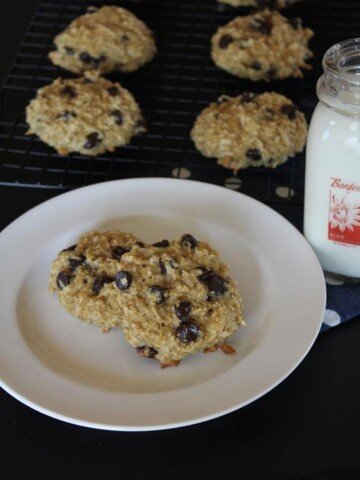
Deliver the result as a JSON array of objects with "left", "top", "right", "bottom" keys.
[{"left": 0, "top": 1, "right": 359, "bottom": 480}]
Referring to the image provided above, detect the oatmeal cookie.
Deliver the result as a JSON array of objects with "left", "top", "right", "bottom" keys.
[
  {"left": 49, "top": 6, "right": 156, "bottom": 74},
  {"left": 26, "top": 73, "right": 146, "bottom": 156},
  {"left": 211, "top": 9, "right": 313, "bottom": 80},
  {"left": 191, "top": 91, "right": 308, "bottom": 172}
]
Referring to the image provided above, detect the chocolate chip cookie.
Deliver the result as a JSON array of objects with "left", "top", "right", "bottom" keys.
[
  {"left": 26, "top": 73, "right": 146, "bottom": 156},
  {"left": 49, "top": 6, "right": 156, "bottom": 74},
  {"left": 191, "top": 92, "right": 308, "bottom": 172},
  {"left": 211, "top": 9, "right": 313, "bottom": 80},
  {"left": 217, "top": 0, "right": 303, "bottom": 9},
  {"left": 50, "top": 231, "right": 244, "bottom": 367}
]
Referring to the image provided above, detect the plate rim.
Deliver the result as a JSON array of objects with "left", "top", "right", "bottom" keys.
[{"left": 0, "top": 178, "right": 327, "bottom": 431}]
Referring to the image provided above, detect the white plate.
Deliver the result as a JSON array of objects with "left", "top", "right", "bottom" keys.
[{"left": 0, "top": 178, "right": 326, "bottom": 431}]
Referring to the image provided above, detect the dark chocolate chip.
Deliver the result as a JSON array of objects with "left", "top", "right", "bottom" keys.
[
  {"left": 148, "top": 285, "right": 168, "bottom": 304},
  {"left": 152, "top": 239, "right": 169, "bottom": 247},
  {"left": 92, "top": 276, "right": 112, "bottom": 295},
  {"left": 56, "top": 271, "right": 72, "bottom": 290},
  {"left": 175, "top": 301, "right": 192, "bottom": 322},
  {"left": 198, "top": 268, "right": 216, "bottom": 282},
  {"left": 288, "top": 17, "right": 302, "bottom": 30},
  {"left": 246, "top": 148, "right": 262, "bottom": 161},
  {"left": 107, "top": 86, "right": 119, "bottom": 96},
  {"left": 69, "top": 254, "right": 86, "bottom": 272},
  {"left": 251, "top": 18, "right": 273, "bottom": 35},
  {"left": 84, "top": 132, "right": 101, "bottom": 149},
  {"left": 62, "top": 244, "right": 77, "bottom": 252},
  {"left": 159, "top": 259, "right": 167, "bottom": 275},
  {"left": 79, "top": 51, "right": 99, "bottom": 66},
  {"left": 121, "top": 34, "right": 129, "bottom": 41},
  {"left": 61, "top": 85, "right": 77, "bottom": 98},
  {"left": 180, "top": 234, "right": 198, "bottom": 249},
  {"left": 136, "top": 241, "right": 145, "bottom": 248},
  {"left": 136, "top": 345, "right": 158, "bottom": 359},
  {"left": 110, "top": 109, "right": 123, "bottom": 125},
  {"left": 111, "top": 246, "right": 129, "bottom": 260},
  {"left": 218, "top": 34, "right": 234, "bottom": 49},
  {"left": 176, "top": 321, "right": 199, "bottom": 343},
  {"left": 240, "top": 92, "right": 256, "bottom": 103},
  {"left": 208, "top": 274, "right": 228, "bottom": 297},
  {"left": 115, "top": 270, "right": 132, "bottom": 290},
  {"left": 64, "top": 46, "right": 75, "bottom": 55},
  {"left": 57, "top": 110, "right": 77, "bottom": 121},
  {"left": 281, "top": 104, "right": 297, "bottom": 120},
  {"left": 251, "top": 61, "right": 262, "bottom": 71}
]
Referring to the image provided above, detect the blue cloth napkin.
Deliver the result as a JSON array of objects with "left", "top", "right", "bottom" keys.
[{"left": 321, "top": 275, "right": 360, "bottom": 332}]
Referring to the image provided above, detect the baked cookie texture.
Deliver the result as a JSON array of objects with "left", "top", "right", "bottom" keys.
[
  {"left": 191, "top": 92, "right": 308, "bottom": 172},
  {"left": 49, "top": 6, "right": 156, "bottom": 74},
  {"left": 211, "top": 9, "right": 313, "bottom": 81},
  {"left": 50, "top": 231, "right": 244, "bottom": 367},
  {"left": 217, "top": 0, "right": 302, "bottom": 8},
  {"left": 26, "top": 73, "right": 146, "bottom": 156}
]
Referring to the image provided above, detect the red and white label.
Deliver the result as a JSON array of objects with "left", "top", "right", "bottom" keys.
[{"left": 328, "top": 177, "right": 360, "bottom": 246}]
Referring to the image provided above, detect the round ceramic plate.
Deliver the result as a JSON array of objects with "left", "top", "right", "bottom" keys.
[{"left": 0, "top": 178, "right": 326, "bottom": 431}]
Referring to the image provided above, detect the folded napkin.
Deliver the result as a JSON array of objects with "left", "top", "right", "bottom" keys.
[{"left": 321, "top": 275, "right": 360, "bottom": 332}]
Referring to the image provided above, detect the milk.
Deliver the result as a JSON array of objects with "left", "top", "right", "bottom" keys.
[{"left": 304, "top": 39, "right": 360, "bottom": 280}]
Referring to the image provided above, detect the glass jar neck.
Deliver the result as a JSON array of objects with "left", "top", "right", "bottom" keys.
[{"left": 318, "top": 38, "right": 360, "bottom": 117}]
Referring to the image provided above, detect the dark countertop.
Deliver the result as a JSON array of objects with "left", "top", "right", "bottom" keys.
[{"left": 0, "top": 2, "right": 359, "bottom": 480}]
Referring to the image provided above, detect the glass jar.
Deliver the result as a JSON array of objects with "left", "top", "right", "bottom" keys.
[{"left": 304, "top": 38, "right": 360, "bottom": 282}]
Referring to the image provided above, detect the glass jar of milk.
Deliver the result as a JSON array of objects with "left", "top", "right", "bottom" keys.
[{"left": 304, "top": 38, "right": 360, "bottom": 282}]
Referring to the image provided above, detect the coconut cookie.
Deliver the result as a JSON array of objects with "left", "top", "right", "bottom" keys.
[
  {"left": 49, "top": 230, "right": 143, "bottom": 331},
  {"left": 49, "top": 6, "right": 156, "bottom": 74},
  {"left": 217, "top": 0, "right": 303, "bottom": 9},
  {"left": 191, "top": 92, "right": 308, "bottom": 173},
  {"left": 211, "top": 9, "right": 313, "bottom": 81},
  {"left": 26, "top": 73, "right": 146, "bottom": 156},
  {"left": 111, "top": 234, "right": 244, "bottom": 367}
]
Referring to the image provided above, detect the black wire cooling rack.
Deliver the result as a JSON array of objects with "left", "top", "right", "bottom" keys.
[{"left": 0, "top": 0, "right": 359, "bottom": 205}]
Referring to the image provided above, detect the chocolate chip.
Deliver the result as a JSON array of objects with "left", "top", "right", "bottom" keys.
[
  {"left": 84, "top": 132, "right": 101, "bottom": 149},
  {"left": 198, "top": 268, "right": 215, "bottom": 282},
  {"left": 62, "top": 244, "right": 77, "bottom": 252},
  {"left": 208, "top": 274, "right": 228, "bottom": 297},
  {"left": 56, "top": 271, "right": 72, "bottom": 290},
  {"left": 268, "top": 66, "right": 277, "bottom": 78},
  {"left": 180, "top": 234, "right": 198, "bottom": 249},
  {"left": 111, "top": 246, "right": 129, "bottom": 260},
  {"left": 110, "top": 109, "right": 123, "bottom": 125},
  {"left": 288, "top": 17, "right": 302, "bottom": 30},
  {"left": 148, "top": 285, "right": 167, "bottom": 304},
  {"left": 57, "top": 110, "right": 77, "bottom": 121},
  {"left": 92, "top": 276, "right": 112, "bottom": 295},
  {"left": 121, "top": 34, "right": 129, "bottom": 41},
  {"left": 107, "top": 86, "right": 119, "bottom": 96},
  {"left": 61, "top": 85, "right": 77, "bottom": 98},
  {"left": 136, "top": 345, "right": 158, "bottom": 359},
  {"left": 136, "top": 241, "right": 145, "bottom": 248},
  {"left": 69, "top": 254, "right": 86, "bottom": 272},
  {"left": 175, "top": 302, "right": 192, "bottom": 322},
  {"left": 240, "top": 92, "right": 256, "bottom": 103},
  {"left": 152, "top": 240, "right": 169, "bottom": 247},
  {"left": 115, "top": 270, "right": 132, "bottom": 290},
  {"left": 251, "top": 61, "right": 262, "bottom": 71},
  {"left": 159, "top": 259, "right": 167, "bottom": 275},
  {"left": 246, "top": 148, "right": 262, "bottom": 161},
  {"left": 218, "top": 34, "right": 234, "bottom": 49},
  {"left": 281, "top": 104, "right": 297, "bottom": 120},
  {"left": 64, "top": 46, "right": 75, "bottom": 55},
  {"left": 251, "top": 18, "right": 273, "bottom": 35},
  {"left": 176, "top": 321, "right": 199, "bottom": 343},
  {"left": 79, "top": 51, "right": 100, "bottom": 66}
]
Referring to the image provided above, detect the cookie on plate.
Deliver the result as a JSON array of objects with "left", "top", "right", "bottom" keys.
[
  {"left": 191, "top": 92, "right": 308, "bottom": 172},
  {"left": 49, "top": 230, "right": 143, "bottom": 331},
  {"left": 49, "top": 6, "right": 156, "bottom": 74},
  {"left": 112, "top": 234, "right": 244, "bottom": 367},
  {"left": 217, "top": 0, "right": 303, "bottom": 9},
  {"left": 26, "top": 73, "right": 146, "bottom": 156},
  {"left": 211, "top": 9, "right": 313, "bottom": 80}
]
